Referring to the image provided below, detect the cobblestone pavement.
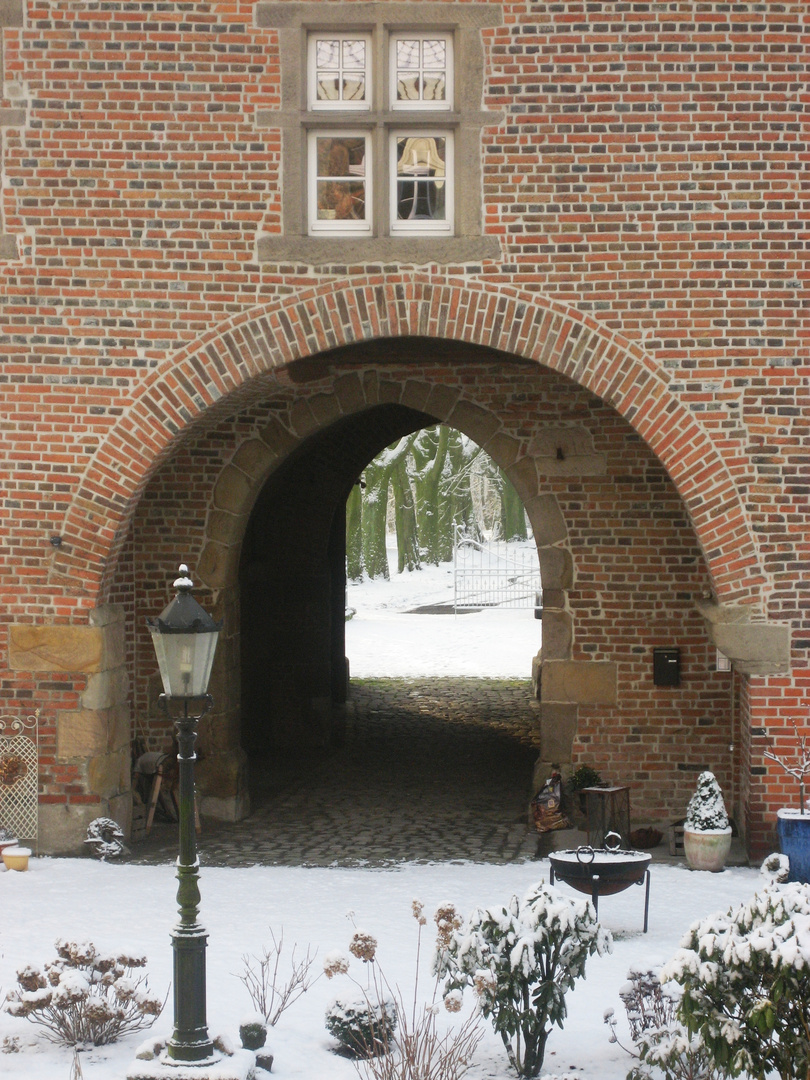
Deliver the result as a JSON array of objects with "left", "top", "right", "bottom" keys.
[{"left": 130, "top": 678, "right": 543, "bottom": 867}]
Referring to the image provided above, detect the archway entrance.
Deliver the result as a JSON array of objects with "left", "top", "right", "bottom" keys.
[{"left": 121, "top": 338, "right": 736, "bottom": 854}]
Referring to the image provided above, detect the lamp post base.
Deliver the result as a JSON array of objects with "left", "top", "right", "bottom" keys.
[{"left": 126, "top": 1038, "right": 257, "bottom": 1080}]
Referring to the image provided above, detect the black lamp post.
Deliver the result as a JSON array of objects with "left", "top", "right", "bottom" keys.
[{"left": 147, "top": 564, "right": 222, "bottom": 1065}]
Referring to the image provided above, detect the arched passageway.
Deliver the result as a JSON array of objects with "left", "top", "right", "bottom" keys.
[{"left": 121, "top": 338, "right": 737, "bottom": 849}]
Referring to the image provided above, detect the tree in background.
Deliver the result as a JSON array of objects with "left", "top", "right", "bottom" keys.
[{"left": 347, "top": 425, "right": 529, "bottom": 580}]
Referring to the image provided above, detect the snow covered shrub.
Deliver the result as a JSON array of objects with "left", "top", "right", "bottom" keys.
[
  {"left": 325, "top": 995, "right": 397, "bottom": 1058},
  {"left": 603, "top": 967, "right": 722, "bottom": 1080},
  {"left": 438, "top": 881, "right": 612, "bottom": 1078},
  {"left": 760, "top": 852, "right": 790, "bottom": 885},
  {"left": 325, "top": 900, "right": 483, "bottom": 1079},
  {"left": 662, "top": 880, "right": 810, "bottom": 1080},
  {"left": 684, "top": 773, "right": 728, "bottom": 832},
  {"left": 4, "top": 939, "right": 164, "bottom": 1046},
  {"left": 238, "top": 1013, "right": 268, "bottom": 1050},
  {"left": 235, "top": 927, "right": 320, "bottom": 1026}
]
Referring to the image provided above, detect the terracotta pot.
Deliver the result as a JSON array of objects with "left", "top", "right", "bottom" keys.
[
  {"left": 2, "top": 846, "right": 31, "bottom": 871},
  {"left": 683, "top": 827, "right": 732, "bottom": 872}
]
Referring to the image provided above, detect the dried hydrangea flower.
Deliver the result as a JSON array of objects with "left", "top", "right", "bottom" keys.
[
  {"left": 349, "top": 931, "right": 377, "bottom": 963},
  {"left": 323, "top": 951, "right": 350, "bottom": 979}
]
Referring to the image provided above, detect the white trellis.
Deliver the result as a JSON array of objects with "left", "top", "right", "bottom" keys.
[{"left": 0, "top": 711, "right": 39, "bottom": 846}]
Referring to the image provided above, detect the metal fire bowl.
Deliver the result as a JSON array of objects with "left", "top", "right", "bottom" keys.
[{"left": 548, "top": 846, "right": 652, "bottom": 897}]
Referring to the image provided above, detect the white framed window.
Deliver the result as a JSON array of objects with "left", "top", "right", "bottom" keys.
[
  {"left": 390, "top": 131, "right": 453, "bottom": 234},
  {"left": 308, "top": 33, "right": 372, "bottom": 110},
  {"left": 307, "top": 131, "right": 372, "bottom": 235},
  {"left": 389, "top": 33, "right": 453, "bottom": 110}
]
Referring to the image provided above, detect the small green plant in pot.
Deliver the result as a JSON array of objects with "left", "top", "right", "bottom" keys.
[
  {"left": 566, "top": 764, "right": 604, "bottom": 820},
  {"left": 683, "top": 771, "right": 732, "bottom": 872},
  {"left": 764, "top": 719, "right": 810, "bottom": 883}
]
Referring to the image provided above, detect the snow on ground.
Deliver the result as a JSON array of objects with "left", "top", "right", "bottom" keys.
[
  {"left": 345, "top": 541, "right": 541, "bottom": 677},
  {"left": 0, "top": 546, "right": 768, "bottom": 1078},
  {"left": 0, "top": 858, "right": 763, "bottom": 1080}
]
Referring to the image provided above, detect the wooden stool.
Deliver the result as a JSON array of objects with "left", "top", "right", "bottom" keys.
[{"left": 134, "top": 752, "right": 201, "bottom": 835}]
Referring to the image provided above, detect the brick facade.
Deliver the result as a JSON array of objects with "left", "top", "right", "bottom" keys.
[{"left": 0, "top": 1, "right": 806, "bottom": 855}]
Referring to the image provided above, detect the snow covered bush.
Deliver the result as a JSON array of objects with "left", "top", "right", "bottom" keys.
[
  {"left": 437, "top": 881, "right": 612, "bottom": 1078},
  {"left": 4, "top": 939, "right": 164, "bottom": 1046},
  {"left": 661, "top": 880, "right": 810, "bottom": 1080},
  {"left": 684, "top": 773, "right": 728, "bottom": 832},
  {"left": 238, "top": 1014, "right": 268, "bottom": 1050},
  {"left": 604, "top": 967, "right": 722, "bottom": 1080},
  {"left": 325, "top": 995, "right": 397, "bottom": 1058},
  {"left": 324, "top": 901, "right": 483, "bottom": 1079}
]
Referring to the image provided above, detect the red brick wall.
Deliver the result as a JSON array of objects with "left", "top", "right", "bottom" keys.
[{"left": 0, "top": 1, "right": 806, "bottom": 853}]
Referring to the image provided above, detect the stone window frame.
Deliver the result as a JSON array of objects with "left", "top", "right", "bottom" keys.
[{"left": 256, "top": 2, "right": 502, "bottom": 267}]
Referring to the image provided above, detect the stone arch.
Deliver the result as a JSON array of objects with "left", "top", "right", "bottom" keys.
[
  {"left": 195, "top": 371, "right": 568, "bottom": 598},
  {"left": 53, "top": 274, "right": 766, "bottom": 613}
]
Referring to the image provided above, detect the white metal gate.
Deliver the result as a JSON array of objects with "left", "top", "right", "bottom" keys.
[
  {"left": 453, "top": 530, "right": 541, "bottom": 613},
  {"left": 0, "top": 711, "right": 39, "bottom": 845}
]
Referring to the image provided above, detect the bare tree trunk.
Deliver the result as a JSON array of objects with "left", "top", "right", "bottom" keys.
[
  {"left": 346, "top": 482, "right": 364, "bottom": 581},
  {"left": 499, "top": 469, "right": 528, "bottom": 541},
  {"left": 412, "top": 425, "right": 451, "bottom": 565},
  {"left": 391, "top": 451, "right": 420, "bottom": 573}
]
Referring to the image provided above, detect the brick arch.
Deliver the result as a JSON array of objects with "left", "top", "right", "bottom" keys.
[{"left": 53, "top": 274, "right": 765, "bottom": 608}]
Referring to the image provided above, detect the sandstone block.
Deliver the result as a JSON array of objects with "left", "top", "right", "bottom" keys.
[
  {"left": 213, "top": 465, "right": 253, "bottom": 514},
  {"left": 539, "top": 703, "right": 579, "bottom": 762},
  {"left": 82, "top": 665, "right": 129, "bottom": 712},
  {"left": 538, "top": 546, "right": 574, "bottom": 591},
  {"left": 232, "top": 438, "right": 277, "bottom": 480},
  {"left": 87, "top": 748, "right": 130, "bottom": 800},
  {"left": 540, "top": 609, "right": 573, "bottom": 660},
  {"left": 540, "top": 661, "right": 617, "bottom": 705},
  {"left": 9, "top": 624, "right": 103, "bottom": 673},
  {"left": 523, "top": 494, "right": 567, "bottom": 546}
]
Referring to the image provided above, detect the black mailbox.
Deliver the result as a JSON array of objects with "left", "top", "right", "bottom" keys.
[{"left": 653, "top": 647, "right": 680, "bottom": 687}]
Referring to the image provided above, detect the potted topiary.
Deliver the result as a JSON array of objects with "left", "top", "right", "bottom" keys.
[
  {"left": 566, "top": 764, "right": 604, "bottom": 821},
  {"left": 764, "top": 720, "right": 810, "bottom": 883},
  {"left": 683, "top": 771, "right": 732, "bottom": 872}
]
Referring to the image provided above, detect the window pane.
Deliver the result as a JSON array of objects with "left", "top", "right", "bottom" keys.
[
  {"left": 396, "top": 74, "right": 421, "bottom": 102},
  {"left": 422, "top": 73, "right": 446, "bottom": 102},
  {"left": 317, "top": 76, "right": 341, "bottom": 102},
  {"left": 342, "top": 75, "right": 365, "bottom": 102},
  {"left": 316, "top": 137, "right": 366, "bottom": 178},
  {"left": 421, "top": 39, "right": 446, "bottom": 68},
  {"left": 342, "top": 39, "right": 366, "bottom": 69},
  {"left": 316, "top": 39, "right": 340, "bottom": 69},
  {"left": 396, "top": 39, "right": 421, "bottom": 69},
  {"left": 395, "top": 136, "right": 446, "bottom": 220},
  {"left": 316, "top": 180, "right": 366, "bottom": 220}
]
